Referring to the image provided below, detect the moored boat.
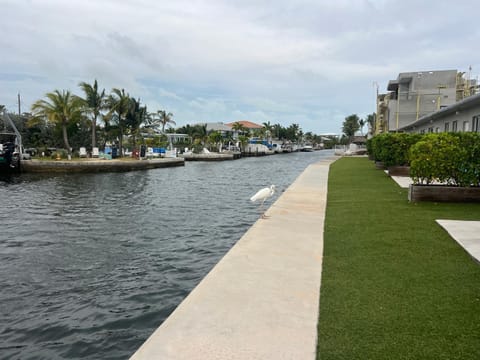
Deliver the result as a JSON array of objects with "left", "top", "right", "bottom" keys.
[{"left": 0, "top": 112, "right": 23, "bottom": 173}]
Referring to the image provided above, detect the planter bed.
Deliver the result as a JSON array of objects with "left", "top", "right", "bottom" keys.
[
  {"left": 408, "top": 184, "right": 480, "bottom": 202},
  {"left": 387, "top": 165, "right": 410, "bottom": 177}
]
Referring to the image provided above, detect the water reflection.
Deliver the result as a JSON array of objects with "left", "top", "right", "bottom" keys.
[{"left": 0, "top": 151, "right": 334, "bottom": 359}]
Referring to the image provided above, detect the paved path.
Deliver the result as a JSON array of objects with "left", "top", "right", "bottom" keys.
[
  {"left": 436, "top": 220, "right": 480, "bottom": 264},
  {"left": 130, "top": 157, "right": 336, "bottom": 360}
]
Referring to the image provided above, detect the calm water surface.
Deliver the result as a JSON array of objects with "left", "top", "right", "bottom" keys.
[{"left": 0, "top": 150, "right": 333, "bottom": 359}]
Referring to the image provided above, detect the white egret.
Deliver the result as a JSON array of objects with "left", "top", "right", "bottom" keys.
[{"left": 250, "top": 184, "right": 276, "bottom": 218}]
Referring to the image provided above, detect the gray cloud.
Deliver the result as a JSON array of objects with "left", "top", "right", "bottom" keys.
[{"left": 1, "top": 0, "right": 480, "bottom": 134}]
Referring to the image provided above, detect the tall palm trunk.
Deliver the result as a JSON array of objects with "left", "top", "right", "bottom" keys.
[
  {"left": 62, "top": 121, "right": 72, "bottom": 155},
  {"left": 119, "top": 123, "right": 124, "bottom": 157},
  {"left": 92, "top": 114, "right": 97, "bottom": 149}
]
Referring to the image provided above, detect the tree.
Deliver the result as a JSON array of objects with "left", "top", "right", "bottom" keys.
[
  {"left": 238, "top": 135, "right": 249, "bottom": 152},
  {"left": 145, "top": 111, "right": 163, "bottom": 133},
  {"left": 107, "top": 88, "right": 130, "bottom": 157},
  {"left": 359, "top": 118, "right": 366, "bottom": 136},
  {"left": 208, "top": 131, "right": 223, "bottom": 152},
  {"left": 78, "top": 79, "right": 106, "bottom": 149},
  {"left": 285, "top": 123, "right": 301, "bottom": 141},
  {"left": 31, "top": 90, "right": 82, "bottom": 155},
  {"left": 366, "top": 113, "right": 376, "bottom": 135},
  {"left": 231, "top": 122, "right": 248, "bottom": 136},
  {"left": 192, "top": 124, "right": 208, "bottom": 145},
  {"left": 146, "top": 110, "right": 175, "bottom": 133},
  {"left": 157, "top": 110, "right": 175, "bottom": 132},
  {"left": 273, "top": 123, "right": 283, "bottom": 139},
  {"left": 126, "top": 98, "right": 148, "bottom": 148},
  {"left": 342, "top": 114, "right": 360, "bottom": 140}
]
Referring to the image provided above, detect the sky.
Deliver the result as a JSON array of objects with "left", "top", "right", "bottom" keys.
[{"left": 1, "top": 0, "right": 480, "bottom": 135}]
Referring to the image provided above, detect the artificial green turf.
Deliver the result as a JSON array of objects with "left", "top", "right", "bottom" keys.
[{"left": 317, "top": 157, "right": 480, "bottom": 360}]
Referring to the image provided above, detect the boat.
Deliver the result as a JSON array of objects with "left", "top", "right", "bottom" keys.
[
  {"left": 301, "top": 145, "right": 314, "bottom": 152},
  {"left": 0, "top": 111, "right": 23, "bottom": 172}
]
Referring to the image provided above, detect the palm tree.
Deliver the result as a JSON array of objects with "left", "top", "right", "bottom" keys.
[
  {"left": 158, "top": 110, "right": 175, "bottom": 132},
  {"left": 107, "top": 88, "right": 131, "bottom": 157},
  {"left": 262, "top": 121, "right": 273, "bottom": 133},
  {"left": 286, "top": 123, "right": 301, "bottom": 142},
  {"left": 262, "top": 121, "right": 273, "bottom": 142},
  {"left": 238, "top": 135, "right": 249, "bottom": 152},
  {"left": 359, "top": 119, "right": 366, "bottom": 136},
  {"left": 231, "top": 122, "right": 248, "bottom": 139},
  {"left": 126, "top": 98, "right": 148, "bottom": 148},
  {"left": 273, "top": 123, "right": 283, "bottom": 139},
  {"left": 31, "top": 90, "right": 82, "bottom": 156},
  {"left": 192, "top": 123, "right": 208, "bottom": 144},
  {"left": 366, "top": 113, "right": 375, "bottom": 135},
  {"left": 78, "top": 79, "right": 106, "bottom": 149},
  {"left": 208, "top": 131, "right": 223, "bottom": 152}
]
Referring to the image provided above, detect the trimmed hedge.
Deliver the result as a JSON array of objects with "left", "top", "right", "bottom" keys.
[
  {"left": 370, "top": 133, "right": 422, "bottom": 167},
  {"left": 409, "top": 132, "right": 480, "bottom": 186}
]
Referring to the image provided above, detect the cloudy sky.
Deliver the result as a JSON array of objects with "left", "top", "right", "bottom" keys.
[{"left": 1, "top": 0, "right": 479, "bottom": 134}]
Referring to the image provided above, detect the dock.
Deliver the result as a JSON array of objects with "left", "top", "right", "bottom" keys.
[{"left": 130, "top": 156, "right": 336, "bottom": 359}]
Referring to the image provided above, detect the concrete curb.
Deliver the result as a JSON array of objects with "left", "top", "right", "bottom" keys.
[{"left": 130, "top": 157, "right": 336, "bottom": 359}]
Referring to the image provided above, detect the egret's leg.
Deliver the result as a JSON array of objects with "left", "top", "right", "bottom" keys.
[{"left": 260, "top": 199, "right": 269, "bottom": 219}]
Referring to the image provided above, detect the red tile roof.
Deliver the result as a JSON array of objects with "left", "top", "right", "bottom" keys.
[{"left": 225, "top": 120, "right": 263, "bottom": 129}]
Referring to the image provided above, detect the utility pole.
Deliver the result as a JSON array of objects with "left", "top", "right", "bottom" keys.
[
  {"left": 373, "top": 81, "right": 379, "bottom": 135},
  {"left": 17, "top": 93, "right": 21, "bottom": 115}
]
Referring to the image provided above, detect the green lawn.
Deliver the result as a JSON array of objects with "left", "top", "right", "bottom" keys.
[{"left": 317, "top": 157, "right": 480, "bottom": 360}]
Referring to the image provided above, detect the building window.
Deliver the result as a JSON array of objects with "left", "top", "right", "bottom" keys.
[
  {"left": 452, "top": 121, "right": 458, "bottom": 132},
  {"left": 428, "top": 127, "right": 434, "bottom": 133},
  {"left": 435, "top": 127, "right": 440, "bottom": 133},
  {"left": 463, "top": 121, "right": 470, "bottom": 132},
  {"left": 445, "top": 122, "right": 450, "bottom": 132},
  {"left": 473, "top": 116, "right": 480, "bottom": 132},
  {"left": 420, "top": 129, "right": 425, "bottom": 134}
]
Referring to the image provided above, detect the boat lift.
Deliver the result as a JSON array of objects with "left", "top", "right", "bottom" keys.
[{"left": 0, "top": 109, "right": 23, "bottom": 158}]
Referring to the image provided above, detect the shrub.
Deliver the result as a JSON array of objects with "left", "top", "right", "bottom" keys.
[
  {"left": 366, "top": 138, "right": 373, "bottom": 156},
  {"left": 409, "top": 133, "right": 460, "bottom": 185},
  {"left": 409, "top": 132, "right": 480, "bottom": 186},
  {"left": 370, "top": 133, "right": 388, "bottom": 162},
  {"left": 370, "top": 133, "right": 422, "bottom": 167},
  {"left": 451, "top": 132, "right": 480, "bottom": 186}
]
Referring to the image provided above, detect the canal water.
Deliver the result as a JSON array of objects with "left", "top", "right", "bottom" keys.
[{"left": 0, "top": 150, "right": 334, "bottom": 359}]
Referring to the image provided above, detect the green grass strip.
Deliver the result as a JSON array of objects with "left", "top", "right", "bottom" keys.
[{"left": 317, "top": 157, "right": 480, "bottom": 360}]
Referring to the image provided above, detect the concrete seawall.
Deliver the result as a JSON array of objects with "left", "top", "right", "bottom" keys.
[
  {"left": 180, "top": 153, "right": 238, "bottom": 161},
  {"left": 20, "top": 158, "right": 184, "bottom": 173},
  {"left": 130, "top": 156, "right": 336, "bottom": 359}
]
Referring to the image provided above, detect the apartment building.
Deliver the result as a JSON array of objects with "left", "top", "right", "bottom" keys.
[
  {"left": 398, "top": 92, "right": 480, "bottom": 134},
  {"left": 376, "top": 69, "right": 477, "bottom": 133}
]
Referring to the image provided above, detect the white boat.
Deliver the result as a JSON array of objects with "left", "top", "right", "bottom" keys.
[{"left": 301, "top": 145, "right": 314, "bottom": 152}]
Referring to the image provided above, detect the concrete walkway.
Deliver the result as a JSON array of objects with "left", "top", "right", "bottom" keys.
[
  {"left": 436, "top": 220, "right": 480, "bottom": 264},
  {"left": 390, "top": 175, "right": 413, "bottom": 188},
  {"left": 130, "top": 157, "right": 336, "bottom": 360}
]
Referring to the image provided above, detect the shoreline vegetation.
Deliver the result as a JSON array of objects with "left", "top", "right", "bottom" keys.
[
  {"left": 1, "top": 79, "right": 345, "bottom": 167},
  {"left": 317, "top": 157, "right": 480, "bottom": 359}
]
